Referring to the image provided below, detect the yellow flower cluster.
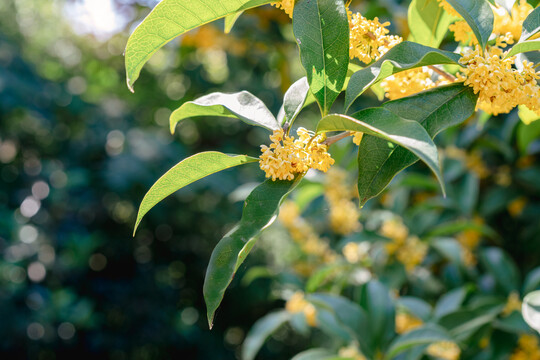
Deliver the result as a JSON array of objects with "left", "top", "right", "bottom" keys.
[
  {"left": 508, "top": 197, "right": 527, "bottom": 217},
  {"left": 325, "top": 168, "right": 361, "bottom": 235},
  {"left": 510, "top": 334, "right": 540, "bottom": 360},
  {"left": 426, "top": 341, "right": 461, "bottom": 360},
  {"left": 348, "top": 10, "right": 402, "bottom": 63},
  {"left": 437, "top": 0, "right": 460, "bottom": 17},
  {"left": 260, "top": 128, "right": 335, "bottom": 181},
  {"left": 285, "top": 291, "right": 317, "bottom": 326},
  {"left": 381, "top": 219, "right": 428, "bottom": 272},
  {"left": 279, "top": 201, "right": 337, "bottom": 267},
  {"left": 445, "top": 146, "right": 490, "bottom": 179},
  {"left": 503, "top": 292, "right": 523, "bottom": 316},
  {"left": 449, "top": 20, "right": 478, "bottom": 46},
  {"left": 381, "top": 67, "right": 446, "bottom": 100},
  {"left": 456, "top": 216, "right": 484, "bottom": 267},
  {"left": 457, "top": 45, "right": 540, "bottom": 116},
  {"left": 338, "top": 344, "right": 367, "bottom": 360},
  {"left": 271, "top": 0, "right": 295, "bottom": 18},
  {"left": 395, "top": 312, "right": 423, "bottom": 334},
  {"left": 342, "top": 242, "right": 370, "bottom": 264}
]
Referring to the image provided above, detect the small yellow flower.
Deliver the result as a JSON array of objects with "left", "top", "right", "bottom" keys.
[
  {"left": 342, "top": 242, "right": 370, "bottom": 264},
  {"left": 348, "top": 10, "right": 402, "bottom": 63},
  {"left": 449, "top": 20, "right": 478, "bottom": 46},
  {"left": 493, "top": 0, "right": 534, "bottom": 40},
  {"left": 380, "top": 218, "right": 409, "bottom": 245},
  {"left": 510, "top": 334, "right": 540, "bottom": 360},
  {"left": 325, "top": 168, "right": 361, "bottom": 235},
  {"left": 271, "top": 0, "right": 295, "bottom": 18},
  {"left": 338, "top": 344, "right": 367, "bottom": 360},
  {"left": 508, "top": 197, "right": 527, "bottom": 217},
  {"left": 259, "top": 128, "right": 335, "bottom": 181},
  {"left": 503, "top": 292, "right": 523, "bottom": 316},
  {"left": 426, "top": 341, "right": 461, "bottom": 360},
  {"left": 395, "top": 312, "right": 423, "bottom": 334},
  {"left": 396, "top": 236, "right": 428, "bottom": 272},
  {"left": 285, "top": 291, "right": 317, "bottom": 326},
  {"left": 352, "top": 132, "right": 364, "bottom": 145}
]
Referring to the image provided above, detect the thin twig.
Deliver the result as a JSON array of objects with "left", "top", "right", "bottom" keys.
[
  {"left": 428, "top": 65, "right": 457, "bottom": 82},
  {"left": 323, "top": 131, "right": 351, "bottom": 146}
]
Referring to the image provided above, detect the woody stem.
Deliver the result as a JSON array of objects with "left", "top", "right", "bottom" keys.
[
  {"left": 428, "top": 65, "right": 457, "bottom": 82},
  {"left": 323, "top": 132, "right": 351, "bottom": 146}
]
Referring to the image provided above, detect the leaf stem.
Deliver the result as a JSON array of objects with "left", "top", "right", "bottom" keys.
[
  {"left": 323, "top": 131, "right": 351, "bottom": 146},
  {"left": 428, "top": 65, "right": 457, "bottom": 82}
]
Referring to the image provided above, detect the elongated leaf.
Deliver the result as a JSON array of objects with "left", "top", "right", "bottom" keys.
[
  {"left": 434, "top": 287, "right": 468, "bottom": 318},
  {"left": 316, "top": 109, "right": 444, "bottom": 198},
  {"left": 204, "top": 179, "right": 299, "bottom": 328},
  {"left": 506, "top": 40, "right": 540, "bottom": 57},
  {"left": 277, "top": 77, "right": 311, "bottom": 125},
  {"left": 445, "top": 0, "right": 494, "bottom": 50},
  {"left": 384, "top": 325, "right": 453, "bottom": 360},
  {"left": 479, "top": 247, "right": 520, "bottom": 294},
  {"left": 520, "top": 6, "right": 540, "bottom": 41},
  {"left": 170, "top": 91, "right": 279, "bottom": 133},
  {"left": 125, "top": 0, "right": 272, "bottom": 91},
  {"left": 242, "top": 311, "right": 292, "bottom": 360},
  {"left": 360, "top": 281, "right": 395, "bottom": 353},
  {"left": 344, "top": 41, "right": 461, "bottom": 110},
  {"left": 408, "top": 0, "right": 454, "bottom": 48},
  {"left": 291, "top": 349, "right": 340, "bottom": 360},
  {"left": 224, "top": 11, "right": 244, "bottom": 33},
  {"left": 293, "top": 0, "right": 349, "bottom": 115},
  {"left": 356, "top": 84, "right": 477, "bottom": 206},
  {"left": 134, "top": 151, "right": 257, "bottom": 234}
]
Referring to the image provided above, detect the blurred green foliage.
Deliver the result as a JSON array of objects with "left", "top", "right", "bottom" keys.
[{"left": 1, "top": 0, "right": 540, "bottom": 359}]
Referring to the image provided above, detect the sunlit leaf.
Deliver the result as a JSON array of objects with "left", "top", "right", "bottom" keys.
[
  {"left": 125, "top": 0, "right": 272, "bottom": 91},
  {"left": 408, "top": 0, "right": 454, "bottom": 48},
  {"left": 277, "top": 77, "right": 311, "bottom": 125},
  {"left": 293, "top": 0, "right": 349, "bottom": 115},
  {"left": 344, "top": 41, "right": 461, "bottom": 110},
  {"left": 170, "top": 91, "right": 279, "bottom": 133},
  {"left": 506, "top": 40, "right": 540, "bottom": 57},
  {"left": 134, "top": 151, "right": 258, "bottom": 234},
  {"left": 523, "top": 291, "right": 540, "bottom": 334}
]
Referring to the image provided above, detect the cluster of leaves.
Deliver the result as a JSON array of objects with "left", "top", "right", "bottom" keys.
[{"left": 123, "top": 0, "right": 540, "bottom": 358}]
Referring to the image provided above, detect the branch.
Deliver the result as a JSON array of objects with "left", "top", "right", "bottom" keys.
[
  {"left": 323, "top": 131, "right": 351, "bottom": 146},
  {"left": 428, "top": 65, "right": 457, "bottom": 82}
]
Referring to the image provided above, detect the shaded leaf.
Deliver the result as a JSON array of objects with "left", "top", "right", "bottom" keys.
[
  {"left": 357, "top": 84, "right": 477, "bottom": 206},
  {"left": 204, "top": 179, "right": 299, "bottom": 328},
  {"left": 242, "top": 311, "right": 291, "bottom": 360},
  {"left": 317, "top": 109, "right": 444, "bottom": 201},
  {"left": 134, "top": 151, "right": 257, "bottom": 234},
  {"left": 344, "top": 41, "right": 461, "bottom": 110},
  {"left": 293, "top": 0, "right": 350, "bottom": 115},
  {"left": 445, "top": 0, "right": 494, "bottom": 50},
  {"left": 170, "top": 91, "right": 279, "bottom": 133},
  {"left": 224, "top": 11, "right": 244, "bottom": 33},
  {"left": 480, "top": 247, "right": 520, "bottom": 294},
  {"left": 384, "top": 325, "right": 453, "bottom": 360},
  {"left": 125, "top": 0, "right": 272, "bottom": 91},
  {"left": 434, "top": 287, "right": 468, "bottom": 318}
]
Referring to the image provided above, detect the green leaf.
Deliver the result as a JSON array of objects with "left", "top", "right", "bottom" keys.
[
  {"left": 480, "top": 247, "right": 520, "bottom": 294},
  {"left": 344, "top": 41, "right": 461, "bottom": 110},
  {"left": 520, "top": 5, "right": 540, "bottom": 41},
  {"left": 204, "top": 179, "right": 299, "bottom": 328},
  {"left": 317, "top": 109, "right": 445, "bottom": 201},
  {"left": 384, "top": 325, "right": 453, "bottom": 360},
  {"left": 523, "top": 267, "right": 540, "bottom": 295},
  {"left": 445, "top": 0, "right": 494, "bottom": 50},
  {"left": 356, "top": 84, "right": 477, "bottom": 206},
  {"left": 291, "top": 349, "right": 342, "bottom": 360},
  {"left": 397, "top": 297, "right": 433, "bottom": 321},
  {"left": 517, "top": 116, "right": 540, "bottom": 154},
  {"left": 169, "top": 91, "right": 279, "bottom": 133},
  {"left": 224, "top": 11, "right": 244, "bottom": 33},
  {"left": 124, "top": 0, "right": 272, "bottom": 91},
  {"left": 506, "top": 40, "right": 540, "bottom": 58},
  {"left": 360, "top": 280, "right": 395, "bottom": 353},
  {"left": 242, "top": 310, "right": 292, "bottom": 360},
  {"left": 277, "top": 77, "right": 311, "bottom": 126},
  {"left": 408, "top": 0, "right": 454, "bottom": 48},
  {"left": 134, "top": 151, "right": 257, "bottom": 234},
  {"left": 293, "top": 0, "right": 350, "bottom": 115},
  {"left": 433, "top": 287, "right": 468, "bottom": 318}
]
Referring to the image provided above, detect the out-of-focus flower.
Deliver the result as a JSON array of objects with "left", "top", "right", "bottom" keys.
[
  {"left": 285, "top": 291, "right": 317, "bottom": 326},
  {"left": 338, "top": 344, "right": 367, "bottom": 360},
  {"left": 325, "top": 168, "right": 361, "bottom": 235},
  {"left": 510, "top": 334, "right": 540, "bottom": 360},
  {"left": 395, "top": 311, "right": 423, "bottom": 334},
  {"left": 426, "top": 341, "right": 461, "bottom": 360},
  {"left": 508, "top": 197, "right": 527, "bottom": 217},
  {"left": 503, "top": 292, "right": 523, "bottom": 316}
]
